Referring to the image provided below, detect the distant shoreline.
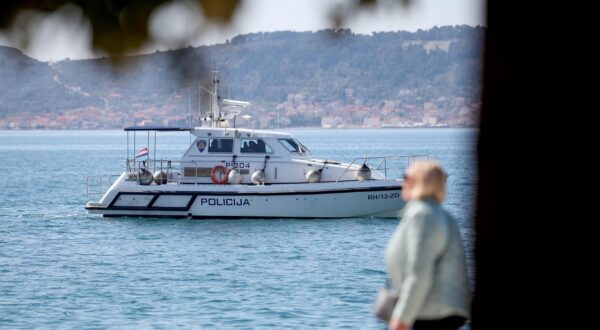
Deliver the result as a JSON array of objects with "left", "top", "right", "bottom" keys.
[{"left": 0, "top": 126, "right": 478, "bottom": 131}]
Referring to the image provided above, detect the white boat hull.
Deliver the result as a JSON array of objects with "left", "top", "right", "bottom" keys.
[{"left": 86, "top": 175, "right": 404, "bottom": 219}]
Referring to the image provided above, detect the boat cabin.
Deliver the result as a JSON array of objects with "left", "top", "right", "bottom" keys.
[
  {"left": 123, "top": 125, "right": 373, "bottom": 186},
  {"left": 179, "top": 127, "right": 318, "bottom": 184}
]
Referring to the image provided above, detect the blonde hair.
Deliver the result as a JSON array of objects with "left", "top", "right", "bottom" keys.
[{"left": 405, "top": 160, "right": 447, "bottom": 203}]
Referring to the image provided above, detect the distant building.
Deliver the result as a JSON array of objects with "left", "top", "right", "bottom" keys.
[
  {"left": 363, "top": 116, "right": 382, "bottom": 128},
  {"left": 345, "top": 88, "right": 354, "bottom": 99},
  {"left": 322, "top": 116, "right": 343, "bottom": 128},
  {"left": 398, "top": 88, "right": 411, "bottom": 97},
  {"left": 423, "top": 115, "right": 438, "bottom": 125}
]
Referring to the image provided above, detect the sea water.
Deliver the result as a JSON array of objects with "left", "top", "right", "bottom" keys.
[{"left": 0, "top": 128, "right": 476, "bottom": 329}]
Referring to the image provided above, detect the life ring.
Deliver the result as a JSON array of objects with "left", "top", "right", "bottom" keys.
[{"left": 210, "top": 165, "right": 229, "bottom": 184}]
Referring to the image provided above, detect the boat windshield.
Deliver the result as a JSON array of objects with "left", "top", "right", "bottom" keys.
[
  {"left": 296, "top": 140, "right": 311, "bottom": 154},
  {"left": 278, "top": 138, "right": 311, "bottom": 155}
]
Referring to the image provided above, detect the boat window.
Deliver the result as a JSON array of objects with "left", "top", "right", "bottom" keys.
[
  {"left": 208, "top": 139, "right": 233, "bottom": 153},
  {"left": 278, "top": 139, "right": 301, "bottom": 153},
  {"left": 240, "top": 139, "right": 273, "bottom": 153}
]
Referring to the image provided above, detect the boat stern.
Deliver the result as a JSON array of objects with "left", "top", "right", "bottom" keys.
[
  {"left": 85, "top": 172, "right": 128, "bottom": 214},
  {"left": 85, "top": 201, "right": 109, "bottom": 213}
]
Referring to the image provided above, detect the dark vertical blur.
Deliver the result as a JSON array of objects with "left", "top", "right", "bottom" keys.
[
  {"left": 474, "top": 0, "right": 512, "bottom": 328},
  {"left": 473, "top": 0, "right": 562, "bottom": 328}
]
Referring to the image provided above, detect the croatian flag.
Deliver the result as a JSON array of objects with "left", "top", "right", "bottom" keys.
[{"left": 135, "top": 147, "right": 149, "bottom": 158}]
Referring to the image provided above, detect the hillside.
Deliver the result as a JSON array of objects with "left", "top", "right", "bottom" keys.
[{"left": 0, "top": 25, "right": 483, "bottom": 129}]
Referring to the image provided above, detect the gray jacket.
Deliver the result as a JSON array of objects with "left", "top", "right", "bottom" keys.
[{"left": 385, "top": 198, "right": 471, "bottom": 325}]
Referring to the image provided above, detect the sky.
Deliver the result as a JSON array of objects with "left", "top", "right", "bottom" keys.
[{"left": 0, "top": 0, "right": 484, "bottom": 62}]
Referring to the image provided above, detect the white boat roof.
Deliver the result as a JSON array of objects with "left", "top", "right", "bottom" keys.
[{"left": 190, "top": 127, "right": 293, "bottom": 139}]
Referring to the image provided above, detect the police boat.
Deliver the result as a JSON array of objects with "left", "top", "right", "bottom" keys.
[{"left": 85, "top": 74, "right": 423, "bottom": 219}]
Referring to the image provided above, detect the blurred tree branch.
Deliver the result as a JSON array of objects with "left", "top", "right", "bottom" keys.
[
  {"left": 0, "top": 0, "right": 241, "bottom": 57},
  {"left": 0, "top": 0, "right": 411, "bottom": 59}
]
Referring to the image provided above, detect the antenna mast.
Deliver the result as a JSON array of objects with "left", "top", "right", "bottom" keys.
[
  {"left": 199, "top": 71, "right": 250, "bottom": 128},
  {"left": 211, "top": 71, "right": 220, "bottom": 127}
]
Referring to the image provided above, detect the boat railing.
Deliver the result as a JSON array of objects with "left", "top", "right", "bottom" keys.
[
  {"left": 88, "top": 156, "right": 431, "bottom": 195},
  {"left": 125, "top": 158, "right": 215, "bottom": 185},
  {"left": 335, "top": 155, "right": 431, "bottom": 182},
  {"left": 86, "top": 176, "right": 103, "bottom": 202},
  {"left": 85, "top": 160, "right": 196, "bottom": 194},
  {"left": 85, "top": 174, "right": 122, "bottom": 202}
]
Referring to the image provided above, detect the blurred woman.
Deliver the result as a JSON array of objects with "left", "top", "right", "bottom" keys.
[{"left": 386, "top": 160, "right": 471, "bottom": 330}]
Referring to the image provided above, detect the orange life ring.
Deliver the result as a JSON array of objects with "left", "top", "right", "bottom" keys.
[{"left": 210, "top": 165, "right": 229, "bottom": 184}]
